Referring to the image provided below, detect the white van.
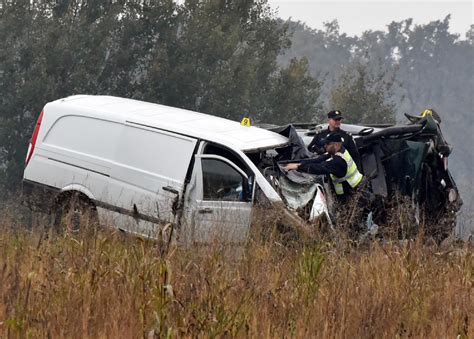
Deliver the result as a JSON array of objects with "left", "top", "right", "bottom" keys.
[
  {"left": 23, "top": 95, "right": 296, "bottom": 241},
  {"left": 23, "top": 95, "right": 327, "bottom": 242}
]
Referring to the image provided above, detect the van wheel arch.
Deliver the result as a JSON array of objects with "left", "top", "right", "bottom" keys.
[
  {"left": 52, "top": 190, "right": 95, "bottom": 210},
  {"left": 51, "top": 190, "right": 98, "bottom": 231}
]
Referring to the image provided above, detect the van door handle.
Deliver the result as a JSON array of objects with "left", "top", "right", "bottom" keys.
[
  {"left": 162, "top": 186, "right": 179, "bottom": 195},
  {"left": 198, "top": 208, "right": 213, "bottom": 214}
]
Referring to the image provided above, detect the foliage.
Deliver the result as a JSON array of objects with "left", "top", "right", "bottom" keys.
[
  {"left": 330, "top": 63, "right": 396, "bottom": 124},
  {"left": 267, "top": 57, "right": 322, "bottom": 124},
  {"left": 0, "top": 213, "right": 472, "bottom": 337}
]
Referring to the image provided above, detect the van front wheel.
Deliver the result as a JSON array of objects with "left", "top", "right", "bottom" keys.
[{"left": 51, "top": 193, "right": 98, "bottom": 233}]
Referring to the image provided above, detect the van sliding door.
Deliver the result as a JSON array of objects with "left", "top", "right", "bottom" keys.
[{"left": 111, "top": 125, "right": 197, "bottom": 237}]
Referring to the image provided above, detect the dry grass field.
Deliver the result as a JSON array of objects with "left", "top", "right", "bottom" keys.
[{"left": 0, "top": 206, "right": 472, "bottom": 338}]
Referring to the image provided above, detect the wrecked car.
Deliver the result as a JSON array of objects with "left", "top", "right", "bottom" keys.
[{"left": 263, "top": 111, "right": 462, "bottom": 240}]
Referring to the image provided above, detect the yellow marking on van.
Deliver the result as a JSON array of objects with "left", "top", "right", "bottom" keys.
[{"left": 241, "top": 117, "right": 251, "bottom": 127}]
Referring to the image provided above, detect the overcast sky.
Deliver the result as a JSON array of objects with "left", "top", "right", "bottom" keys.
[{"left": 268, "top": 0, "right": 473, "bottom": 38}]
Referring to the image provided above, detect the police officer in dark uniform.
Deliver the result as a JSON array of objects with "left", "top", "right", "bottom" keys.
[
  {"left": 284, "top": 133, "right": 364, "bottom": 198},
  {"left": 308, "top": 110, "right": 362, "bottom": 172}
]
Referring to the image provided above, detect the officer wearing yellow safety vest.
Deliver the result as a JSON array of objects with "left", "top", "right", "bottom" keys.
[{"left": 283, "top": 132, "right": 364, "bottom": 198}]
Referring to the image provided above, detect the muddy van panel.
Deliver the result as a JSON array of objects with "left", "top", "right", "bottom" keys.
[{"left": 22, "top": 95, "right": 289, "bottom": 241}]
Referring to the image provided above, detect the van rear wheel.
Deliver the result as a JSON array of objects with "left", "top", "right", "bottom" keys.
[{"left": 51, "top": 193, "right": 98, "bottom": 233}]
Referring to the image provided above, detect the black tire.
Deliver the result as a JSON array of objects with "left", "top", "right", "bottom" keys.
[{"left": 51, "top": 192, "right": 98, "bottom": 233}]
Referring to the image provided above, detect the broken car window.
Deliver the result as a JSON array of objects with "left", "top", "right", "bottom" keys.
[{"left": 202, "top": 158, "right": 249, "bottom": 202}]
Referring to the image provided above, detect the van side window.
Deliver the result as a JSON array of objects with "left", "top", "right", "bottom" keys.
[
  {"left": 203, "top": 143, "right": 250, "bottom": 176},
  {"left": 202, "top": 159, "right": 249, "bottom": 202}
]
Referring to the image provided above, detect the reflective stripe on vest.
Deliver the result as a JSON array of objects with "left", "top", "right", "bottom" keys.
[{"left": 329, "top": 150, "right": 364, "bottom": 195}]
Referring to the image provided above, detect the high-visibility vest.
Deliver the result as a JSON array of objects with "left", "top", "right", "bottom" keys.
[{"left": 329, "top": 149, "right": 364, "bottom": 195}]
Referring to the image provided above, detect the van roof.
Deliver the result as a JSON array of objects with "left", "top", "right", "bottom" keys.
[{"left": 47, "top": 95, "right": 288, "bottom": 152}]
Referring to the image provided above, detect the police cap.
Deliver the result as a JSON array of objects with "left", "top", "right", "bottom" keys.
[
  {"left": 323, "top": 132, "right": 344, "bottom": 144},
  {"left": 327, "top": 110, "right": 343, "bottom": 120}
]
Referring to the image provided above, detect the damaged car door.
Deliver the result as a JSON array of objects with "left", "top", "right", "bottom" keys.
[{"left": 183, "top": 150, "right": 253, "bottom": 244}]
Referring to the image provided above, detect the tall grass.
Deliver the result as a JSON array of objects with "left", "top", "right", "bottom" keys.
[{"left": 0, "top": 208, "right": 472, "bottom": 338}]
